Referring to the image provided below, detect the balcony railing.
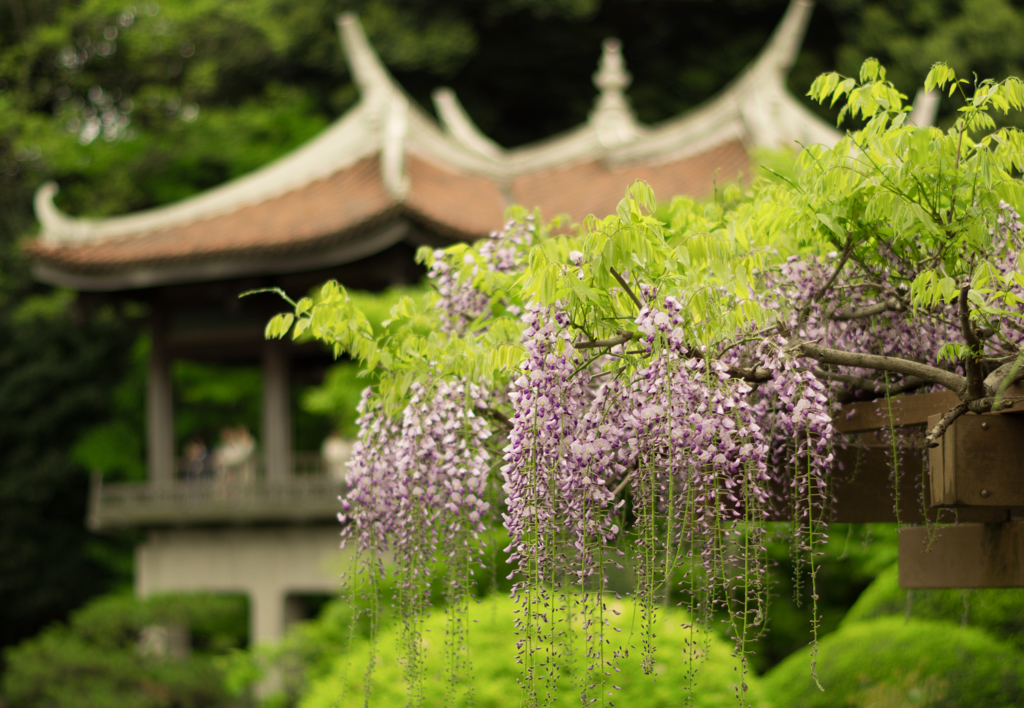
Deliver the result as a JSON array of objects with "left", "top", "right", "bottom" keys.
[{"left": 88, "top": 452, "right": 348, "bottom": 530}]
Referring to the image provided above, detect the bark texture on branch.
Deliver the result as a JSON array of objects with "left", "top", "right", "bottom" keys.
[
  {"left": 830, "top": 297, "right": 906, "bottom": 321},
  {"left": 924, "top": 402, "right": 967, "bottom": 448},
  {"left": 576, "top": 330, "right": 636, "bottom": 350},
  {"left": 792, "top": 341, "right": 967, "bottom": 394},
  {"left": 959, "top": 286, "right": 986, "bottom": 400}
]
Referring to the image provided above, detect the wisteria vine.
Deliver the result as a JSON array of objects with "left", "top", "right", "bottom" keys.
[{"left": 262, "top": 61, "right": 1024, "bottom": 706}]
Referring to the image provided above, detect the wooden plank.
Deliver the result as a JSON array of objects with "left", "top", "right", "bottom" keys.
[
  {"left": 764, "top": 443, "right": 1007, "bottom": 524},
  {"left": 899, "top": 523, "right": 1024, "bottom": 588},
  {"left": 833, "top": 383, "right": 1024, "bottom": 433},
  {"left": 834, "top": 390, "right": 959, "bottom": 433},
  {"left": 927, "top": 414, "right": 946, "bottom": 506},
  {"left": 830, "top": 444, "right": 927, "bottom": 523}
]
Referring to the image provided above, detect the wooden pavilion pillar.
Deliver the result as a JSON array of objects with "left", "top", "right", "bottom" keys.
[
  {"left": 261, "top": 339, "right": 292, "bottom": 481},
  {"left": 147, "top": 309, "right": 175, "bottom": 487}
]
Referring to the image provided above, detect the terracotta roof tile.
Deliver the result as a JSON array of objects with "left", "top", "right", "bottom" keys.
[
  {"left": 30, "top": 141, "right": 751, "bottom": 278},
  {"left": 29, "top": 157, "right": 396, "bottom": 273},
  {"left": 511, "top": 139, "right": 750, "bottom": 223},
  {"left": 404, "top": 156, "right": 508, "bottom": 237}
]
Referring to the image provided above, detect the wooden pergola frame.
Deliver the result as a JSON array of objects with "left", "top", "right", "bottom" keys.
[{"left": 829, "top": 387, "right": 1024, "bottom": 588}]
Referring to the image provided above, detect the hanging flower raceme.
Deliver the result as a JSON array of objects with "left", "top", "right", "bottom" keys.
[
  {"left": 430, "top": 215, "right": 535, "bottom": 335},
  {"left": 340, "top": 379, "right": 492, "bottom": 706}
]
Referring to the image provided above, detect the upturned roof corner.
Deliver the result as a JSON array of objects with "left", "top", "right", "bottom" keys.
[{"left": 335, "top": 13, "right": 397, "bottom": 110}]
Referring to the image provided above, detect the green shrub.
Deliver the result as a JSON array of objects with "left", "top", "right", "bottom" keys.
[
  {"left": 762, "top": 616, "right": 1024, "bottom": 708},
  {"left": 2, "top": 592, "right": 248, "bottom": 708},
  {"left": 844, "top": 563, "right": 1024, "bottom": 651},
  {"left": 299, "top": 593, "right": 773, "bottom": 708},
  {"left": 227, "top": 529, "right": 518, "bottom": 705}
]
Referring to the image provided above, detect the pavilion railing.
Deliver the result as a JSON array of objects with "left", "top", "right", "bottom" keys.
[{"left": 88, "top": 453, "right": 348, "bottom": 530}]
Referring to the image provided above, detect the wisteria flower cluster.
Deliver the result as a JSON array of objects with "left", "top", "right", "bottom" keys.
[{"left": 341, "top": 378, "right": 492, "bottom": 702}]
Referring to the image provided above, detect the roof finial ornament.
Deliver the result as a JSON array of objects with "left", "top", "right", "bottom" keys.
[
  {"left": 590, "top": 38, "right": 639, "bottom": 148},
  {"left": 336, "top": 13, "right": 395, "bottom": 108}
]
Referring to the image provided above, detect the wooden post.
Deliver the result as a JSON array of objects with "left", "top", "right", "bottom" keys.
[
  {"left": 261, "top": 339, "right": 292, "bottom": 481},
  {"left": 927, "top": 413, "right": 1024, "bottom": 508},
  {"left": 147, "top": 309, "right": 175, "bottom": 486},
  {"left": 899, "top": 522, "right": 1024, "bottom": 588}
]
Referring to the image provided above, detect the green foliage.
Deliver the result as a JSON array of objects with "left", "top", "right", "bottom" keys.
[
  {"left": 762, "top": 616, "right": 1024, "bottom": 708},
  {"left": 0, "top": 289, "right": 139, "bottom": 656},
  {"left": 2, "top": 591, "right": 249, "bottom": 708},
  {"left": 229, "top": 528, "right": 516, "bottom": 705},
  {"left": 843, "top": 563, "right": 1024, "bottom": 651},
  {"left": 173, "top": 359, "right": 263, "bottom": 451},
  {"left": 830, "top": 0, "right": 1024, "bottom": 128},
  {"left": 269, "top": 60, "right": 1024, "bottom": 705},
  {"left": 298, "top": 594, "right": 773, "bottom": 708},
  {"left": 300, "top": 363, "right": 367, "bottom": 437},
  {"left": 802, "top": 63, "right": 1024, "bottom": 341},
  {"left": 70, "top": 335, "right": 148, "bottom": 481}
]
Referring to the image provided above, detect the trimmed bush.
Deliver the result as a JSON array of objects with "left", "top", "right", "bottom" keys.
[
  {"left": 3, "top": 592, "right": 248, "bottom": 708},
  {"left": 762, "top": 616, "right": 1024, "bottom": 708},
  {"left": 300, "top": 594, "right": 773, "bottom": 708},
  {"left": 844, "top": 563, "right": 1024, "bottom": 650}
]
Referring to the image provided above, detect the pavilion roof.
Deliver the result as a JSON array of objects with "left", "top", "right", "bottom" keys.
[{"left": 28, "top": 0, "right": 843, "bottom": 292}]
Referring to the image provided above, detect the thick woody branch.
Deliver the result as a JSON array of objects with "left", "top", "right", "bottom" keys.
[
  {"left": 798, "top": 235, "right": 854, "bottom": 325},
  {"left": 814, "top": 235, "right": 855, "bottom": 303},
  {"left": 924, "top": 396, "right": 1024, "bottom": 447},
  {"left": 983, "top": 356, "right": 1024, "bottom": 398},
  {"left": 811, "top": 367, "right": 925, "bottom": 398},
  {"left": 924, "top": 402, "right": 967, "bottom": 448},
  {"left": 576, "top": 330, "right": 636, "bottom": 350},
  {"left": 959, "top": 286, "right": 985, "bottom": 400},
  {"left": 726, "top": 365, "right": 772, "bottom": 384},
  {"left": 612, "top": 469, "right": 635, "bottom": 498},
  {"left": 965, "top": 396, "right": 1024, "bottom": 414},
  {"left": 480, "top": 406, "right": 512, "bottom": 433},
  {"left": 830, "top": 297, "right": 906, "bottom": 321},
  {"left": 609, "top": 267, "right": 643, "bottom": 311},
  {"left": 792, "top": 341, "right": 967, "bottom": 395}
]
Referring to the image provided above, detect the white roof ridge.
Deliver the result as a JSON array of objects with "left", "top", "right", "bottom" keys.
[
  {"left": 493, "top": 0, "right": 838, "bottom": 174},
  {"left": 36, "top": 106, "right": 381, "bottom": 246}
]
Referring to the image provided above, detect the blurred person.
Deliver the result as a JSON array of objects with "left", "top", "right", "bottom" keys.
[
  {"left": 213, "top": 426, "right": 256, "bottom": 493},
  {"left": 321, "top": 432, "right": 352, "bottom": 482},
  {"left": 183, "top": 437, "right": 209, "bottom": 481}
]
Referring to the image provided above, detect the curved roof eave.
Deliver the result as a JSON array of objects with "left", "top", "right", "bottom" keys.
[
  {"left": 31, "top": 220, "right": 414, "bottom": 291},
  {"left": 36, "top": 104, "right": 380, "bottom": 246}
]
